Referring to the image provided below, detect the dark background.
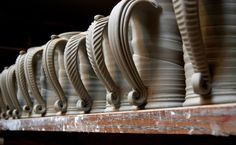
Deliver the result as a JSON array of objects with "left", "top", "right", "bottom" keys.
[{"left": 0, "top": 0, "right": 120, "bottom": 71}]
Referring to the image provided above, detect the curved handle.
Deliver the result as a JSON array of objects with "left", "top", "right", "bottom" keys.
[
  {"left": 0, "top": 75, "right": 8, "bottom": 119},
  {"left": 6, "top": 65, "right": 22, "bottom": 118},
  {"left": 24, "top": 47, "right": 47, "bottom": 114},
  {"left": 64, "top": 33, "right": 93, "bottom": 113},
  {"left": 42, "top": 36, "right": 68, "bottom": 113},
  {"left": 108, "top": 0, "right": 160, "bottom": 107},
  {"left": 86, "top": 15, "right": 120, "bottom": 108},
  {"left": 173, "top": 0, "right": 211, "bottom": 95},
  {"left": 0, "top": 67, "right": 15, "bottom": 115},
  {"left": 15, "top": 51, "right": 33, "bottom": 113}
]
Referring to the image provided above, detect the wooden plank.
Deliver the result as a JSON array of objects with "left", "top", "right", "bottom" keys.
[{"left": 0, "top": 103, "right": 236, "bottom": 136}]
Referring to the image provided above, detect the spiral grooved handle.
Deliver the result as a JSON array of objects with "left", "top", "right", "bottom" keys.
[
  {"left": 42, "top": 38, "right": 68, "bottom": 113},
  {"left": 64, "top": 33, "right": 93, "bottom": 113},
  {"left": 108, "top": 0, "right": 159, "bottom": 107},
  {"left": 16, "top": 51, "right": 33, "bottom": 112},
  {"left": 24, "top": 47, "right": 46, "bottom": 114},
  {"left": 173, "top": 0, "right": 211, "bottom": 95},
  {"left": 86, "top": 16, "right": 120, "bottom": 108}
]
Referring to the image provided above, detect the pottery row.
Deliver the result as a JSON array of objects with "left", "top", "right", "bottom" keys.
[{"left": 0, "top": 0, "right": 236, "bottom": 119}]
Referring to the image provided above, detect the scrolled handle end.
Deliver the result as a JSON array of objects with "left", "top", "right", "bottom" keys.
[
  {"left": 12, "top": 109, "right": 21, "bottom": 118},
  {"left": 54, "top": 100, "right": 67, "bottom": 113},
  {"left": 23, "top": 105, "right": 32, "bottom": 113},
  {"left": 33, "top": 104, "right": 46, "bottom": 115},
  {"left": 192, "top": 73, "right": 211, "bottom": 95},
  {"left": 128, "top": 89, "right": 147, "bottom": 107},
  {"left": 1, "top": 112, "right": 8, "bottom": 120},
  {"left": 107, "top": 92, "right": 120, "bottom": 108},
  {"left": 76, "top": 100, "right": 92, "bottom": 113},
  {"left": 6, "top": 110, "right": 12, "bottom": 117}
]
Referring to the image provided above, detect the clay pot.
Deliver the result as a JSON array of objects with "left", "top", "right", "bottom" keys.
[
  {"left": 86, "top": 15, "right": 132, "bottom": 111},
  {"left": 108, "top": 0, "right": 185, "bottom": 109},
  {"left": 173, "top": 0, "right": 236, "bottom": 105},
  {"left": 24, "top": 47, "right": 48, "bottom": 117},
  {"left": 64, "top": 32, "right": 106, "bottom": 113},
  {"left": 42, "top": 32, "right": 84, "bottom": 115}
]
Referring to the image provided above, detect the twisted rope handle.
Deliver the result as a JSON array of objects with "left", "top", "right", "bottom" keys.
[
  {"left": 64, "top": 33, "right": 93, "bottom": 113},
  {"left": 86, "top": 15, "right": 120, "bottom": 108}
]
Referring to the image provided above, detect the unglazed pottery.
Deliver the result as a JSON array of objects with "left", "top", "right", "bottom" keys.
[
  {"left": 0, "top": 67, "right": 15, "bottom": 118},
  {"left": 0, "top": 73, "right": 8, "bottom": 119},
  {"left": 24, "top": 47, "right": 47, "bottom": 117},
  {"left": 64, "top": 32, "right": 106, "bottom": 113},
  {"left": 42, "top": 32, "right": 80, "bottom": 115},
  {"left": 5, "top": 65, "right": 22, "bottom": 118},
  {"left": 173, "top": 0, "right": 236, "bottom": 105},
  {"left": 86, "top": 15, "right": 132, "bottom": 111},
  {"left": 108, "top": 0, "right": 185, "bottom": 109},
  {"left": 15, "top": 50, "right": 34, "bottom": 118}
]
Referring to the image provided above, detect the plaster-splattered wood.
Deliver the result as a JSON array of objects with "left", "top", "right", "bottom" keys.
[{"left": 1, "top": 103, "right": 236, "bottom": 136}]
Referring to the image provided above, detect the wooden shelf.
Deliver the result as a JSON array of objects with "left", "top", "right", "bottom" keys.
[{"left": 1, "top": 103, "right": 236, "bottom": 136}]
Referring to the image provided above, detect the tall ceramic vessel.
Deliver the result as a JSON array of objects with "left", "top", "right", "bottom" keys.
[
  {"left": 108, "top": 0, "right": 185, "bottom": 109},
  {"left": 86, "top": 15, "right": 132, "bottom": 111},
  {"left": 173, "top": 0, "right": 236, "bottom": 105},
  {"left": 64, "top": 32, "right": 106, "bottom": 113}
]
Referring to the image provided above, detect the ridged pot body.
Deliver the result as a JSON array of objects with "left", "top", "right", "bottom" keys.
[
  {"left": 79, "top": 45, "right": 106, "bottom": 113},
  {"left": 131, "top": 0, "right": 185, "bottom": 108}
]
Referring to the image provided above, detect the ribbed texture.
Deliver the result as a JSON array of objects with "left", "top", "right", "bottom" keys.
[
  {"left": 15, "top": 53, "right": 33, "bottom": 109},
  {"left": 64, "top": 33, "right": 93, "bottom": 114},
  {"left": 42, "top": 39, "right": 67, "bottom": 105},
  {"left": 0, "top": 68, "right": 15, "bottom": 110},
  {"left": 6, "top": 65, "right": 22, "bottom": 113},
  {"left": 173, "top": 0, "right": 211, "bottom": 81}
]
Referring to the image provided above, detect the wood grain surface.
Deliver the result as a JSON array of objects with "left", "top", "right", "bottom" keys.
[{"left": 1, "top": 103, "right": 236, "bottom": 136}]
